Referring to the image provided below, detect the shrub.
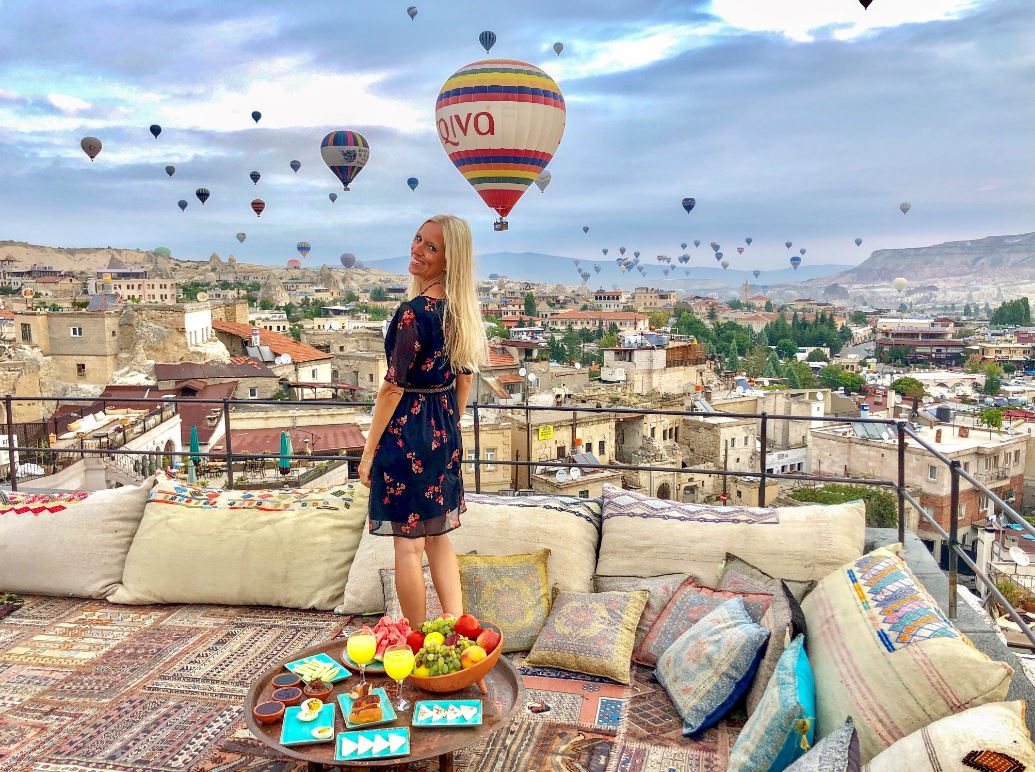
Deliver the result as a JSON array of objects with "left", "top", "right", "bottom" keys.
[{"left": 789, "top": 484, "right": 897, "bottom": 528}]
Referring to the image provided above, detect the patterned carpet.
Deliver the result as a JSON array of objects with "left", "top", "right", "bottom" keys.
[{"left": 0, "top": 598, "right": 733, "bottom": 771}]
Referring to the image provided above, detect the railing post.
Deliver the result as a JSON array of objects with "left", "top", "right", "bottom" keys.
[
  {"left": 897, "top": 422, "right": 906, "bottom": 544},
  {"left": 758, "top": 412, "right": 767, "bottom": 507},
  {"left": 525, "top": 404, "right": 532, "bottom": 491},
  {"left": 948, "top": 459, "right": 960, "bottom": 620},
  {"left": 5, "top": 395, "right": 15, "bottom": 492},
  {"left": 223, "top": 398, "right": 234, "bottom": 489},
  {"left": 472, "top": 402, "right": 482, "bottom": 494}
]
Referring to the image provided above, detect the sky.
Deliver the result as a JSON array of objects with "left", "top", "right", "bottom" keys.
[{"left": 1, "top": 0, "right": 1033, "bottom": 275}]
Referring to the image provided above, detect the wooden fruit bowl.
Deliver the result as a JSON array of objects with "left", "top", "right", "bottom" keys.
[{"left": 407, "top": 623, "right": 503, "bottom": 695}]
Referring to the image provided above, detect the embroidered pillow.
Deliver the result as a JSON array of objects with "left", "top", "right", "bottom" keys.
[
  {"left": 526, "top": 589, "right": 649, "bottom": 684},
  {"left": 729, "top": 635, "right": 816, "bottom": 771},
  {"left": 593, "top": 573, "right": 689, "bottom": 650},
  {"left": 785, "top": 718, "right": 860, "bottom": 772},
  {"left": 655, "top": 596, "right": 770, "bottom": 737},
  {"left": 634, "top": 577, "right": 771, "bottom": 667},
  {"left": 457, "top": 549, "right": 551, "bottom": 653}
]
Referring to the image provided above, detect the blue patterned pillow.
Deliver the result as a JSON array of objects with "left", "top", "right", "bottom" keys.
[
  {"left": 728, "top": 635, "right": 816, "bottom": 771},
  {"left": 655, "top": 596, "right": 770, "bottom": 737}
]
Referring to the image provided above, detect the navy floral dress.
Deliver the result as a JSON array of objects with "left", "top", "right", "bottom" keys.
[{"left": 369, "top": 296, "right": 466, "bottom": 538}]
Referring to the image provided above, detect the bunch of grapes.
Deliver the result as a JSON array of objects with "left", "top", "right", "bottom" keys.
[
  {"left": 418, "top": 641, "right": 463, "bottom": 676},
  {"left": 420, "top": 618, "right": 456, "bottom": 637}
]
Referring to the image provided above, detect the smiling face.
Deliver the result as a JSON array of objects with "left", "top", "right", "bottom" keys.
[{"left": 409, "top": 221, "right": 446, "bottom": 282}]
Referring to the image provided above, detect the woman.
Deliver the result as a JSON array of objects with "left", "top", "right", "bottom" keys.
[{"left": 358, "top": 214, "right": 486, "bottom": 626}]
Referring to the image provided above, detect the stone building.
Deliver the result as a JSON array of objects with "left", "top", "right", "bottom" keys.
[
  {"left": 510, "top": 408, "right": 617, "bottom": 490},
  {"left": 14, "top": 308, "right": 122, "bottom": 385},
  {"left": 601, "top": 340, "right": 709, "bottom": 394}
]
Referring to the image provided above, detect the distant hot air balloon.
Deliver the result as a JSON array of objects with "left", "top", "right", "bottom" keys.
[
  {"left": 682, "top": 197, "right": 696, "bottom": 213},
  {"left": 720, "top": 260, "right": 729, "bottom": 270},
  {"left": 236, "top": 233, "right": 246, "bottom": 243},
  {"left": 290, "top": 160, "right": 301, "bottom": 173},
  {"left": 680, "top": 242, "right": 687, "bottom": 250},
  {"left": 619, "top": 247, "right": 626, "bottom": 255},
  {"left": 860, "top": 0, "right": 874, "bottom": 8},
  {"left": 177, "top": 199, "right": 188, "bottom": 212},
  {"left": 582, "top": 226, "right": 589, "bottom": 234},
  {"left": 634, "top": 251, "right": 641, "bottom": 258},
  {"left": 251, "top": 198, "right": 265, "bottom": 217},
  {"left": 329, "top": 192, "right": 337, "bottom": 203},
  {"left": 716, "top": 252, "right": 723, "bottom": 260},
  {"left": 790, "top": 255, "right": 802, "bottom": 270},
  {"left": 296, "top": 241, "right": 311, "bottom": 258},
  {"left": 785, "top": 241, "right": 793, "bottom": 249},
  {"left": 602, "top": 248, "right": 608, "bottom": 256},
  {"left": 693, "top": 240, "right": 700, "bottom": 247},
  {"left": 745, "top": 237, "right": 753, "bottom": 245},
  {"left": 287, "top": 258, "right": 302, "bottom": 269},
  {"left": 594, "top": 265, "right": 601, "bottom": 274},
  {"left": 752, "top": 270, "right": 761, "bottom": 279},
  {"left": 799, "top": 248, "right": 806, "bottom": 256},
  {"left": 321, "top": 130, "right": 370, "bottom": 191},
  {"left": 710, "top": 241, "right": 719, "bottom": 251},
  {"left": 574, "top": 259, "right": 581, "bottom": 267},
  {"left": 153, "top": 247, "right": 171, "bottom": 257},
  {"left": 80, "top": 136, "right": 102, "bottom": 161},
  {"left": 892, "top": 277, "right": 909, "bottom": 292},
  {"left": 553, "top": 42, "right": 564, "bottom": 56},
  {"left": 737, "top": 247, "right": 745, "bottom": 255},
  {"left": 436, "top": 60, "right": 564, "bottom": 229},
  {"left": 407, "top": 177, "right": 419, "bottom": 191},
  {"left": 251, "top": 111, "right": 261, "bottom": 123},
  {"left": 534, "top": 170, "right": 552, "bottom": 192},
  {"left": 340, "top": 252, "right": 356, "bottom": 269},
  {"left": 854, "top": 237, "right": 863, "bottom": 247},
  {"left": 407, "top": 5, "right": 418, "bottom": 19},
  {"left": 900, "top": 202, "right": 911, "bottom": 214},
  {"left": 164, "top": 165, "right": 175, "bottom": 177},
  {"left": 684, "top": 269, "right": 690, "bottom": 276},
  {"left": 149, "top": 124, "right": 161, "bottom": 139},
  {"left": 195, "top": 187, "right": 209, "bottom": 204},
  {"left": 250, "top": 171, "right": 261, "bottom": 185},
  {"left": 663, "top": 267, "right": 671, "bottom": 276},
  {"left": 478, "top": 30, "right": 496, "bottom": 52}
]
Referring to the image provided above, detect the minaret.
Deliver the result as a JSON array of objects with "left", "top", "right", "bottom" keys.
[{"left": 742, "top": 279, "right": 750, "bottom": 304}]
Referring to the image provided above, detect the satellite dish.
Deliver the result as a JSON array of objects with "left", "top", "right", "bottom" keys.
[
  {"left": 280, "top": 353, "right": 292, "bottom": 365},
  {"left": 1010, "top": 545, "right": 1031, "bottom": 567},
  {"left": 555, "top": 469, "right": 568, "bottom": 483},
  {"left": 574, "top": 362, "right": 581, "bottom": 370},
  {"left": 196, "top": 292, "right": 209, "bottom": 302},
  {"left": 519, "top": 367, "right": 527, "bottom": 377},
  {"left": 569, "top": 467, "right": 582, "bottom": 480},
  {"left": 527, "top": 372, "right": 538, "bottom": 382}
]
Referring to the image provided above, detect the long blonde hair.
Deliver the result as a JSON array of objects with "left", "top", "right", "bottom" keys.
[{"left": 408, "top": 214, "right": 487, "bottom": 373}]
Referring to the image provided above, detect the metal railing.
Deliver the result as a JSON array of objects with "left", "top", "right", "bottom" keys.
[{"left": 1, "top": 393, "right": 1033, "bottom": 648}]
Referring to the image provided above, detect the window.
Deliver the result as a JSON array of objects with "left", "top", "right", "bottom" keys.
[
  {"left": 76, "top": 363, "right": 86, "bottom": 378},
  {"left": 311, "top": 369, "right": 317, "bottom": 380},
  {"left": 70, "top": 326, "right": 82, "bottom": 337},
  {"left": 339, "top": 345, "right": 345, "bottom": 352},
  {"left": 963, "top": 461, "right": 970, "bottom": 473},
  {"left": 650, "top": 426, "right": 656, "bottom": 439},
  {"left": 485, "top": 448, "right": 496, "bottom": 471},
  {"left": 369, "top": 373, "right": 374, "bottom": 383},
  {"left": 957, "top": 504, "right": 965, "bottom": 521},
  {"left": 1014, "top": 450, "right": 1021, "bottom": 466},
  {"left": 248, "top": 387, "right": 258, "bottom": 398},
  {"left": 928, "top": 465, "right": 937, "bottom": 481},
  {"left": 598, "top": 440, "right": 605, "bottom": 456},
  {"left": 20, "top": 323, "right": 31, "bottom": 343},
  {"left": 465, "top": 450, "right": 476, "bottom": 473},
  {"left": 578, "top": 489, "right": 590, "bottom": 499},
  {"left": 556, "top": 445, "right": 565, "bottom": 459}
]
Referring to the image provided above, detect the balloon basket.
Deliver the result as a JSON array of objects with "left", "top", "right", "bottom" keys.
[{"left": 493, "top": 219, "right": 509, "bottom": 232}]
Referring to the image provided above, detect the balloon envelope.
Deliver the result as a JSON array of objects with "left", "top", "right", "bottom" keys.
[
  {"left": 892, "top": 277, "right": 908, "bottom": 292},
  {"left": 407, "top": 5, "right": 418, "bottom": 19},
  {"left": 289, "top": 160, "right": 301, "bottom": 173},
  {"left": 478, "top": 30, "right": 496, "bottom": 52},
  {"left": 594, "top": 265, "right": 601, "bottom": 273},
  {"left": 251, "top": 198, "right": 265, "bottom": 217},
  {"left": 407, "top": 177, "right": 419, "bottom": 191},
  {"left": 321, "top": 130, "right": 370, "bottom": 190},
  {"left": 681, "top": 197, "right": 696, "bottom": 213},
  {"left": 80, "top": 136, "right": 102, "bottom": 160},
  {"left": 602, "top": 248, "right": 608, "bottom": 256},
  {"left": 619, "top": 247, "right": 626, "bottom": 255},
  {"left": 582, "top": 226, "right": 589, "bottom": 234},
  {"left": 340, "top": 252, "right": 356, "bottom": 269},
  {"left": 745, "top": 237, "right": 753, "bottom": 245},
  {"left": 236, "top": 233, "right": 246, "bottom": 243},
  {"left": 177, "top": 200, "right": 187, "bottom": 211},
  {"left": 720, "top": 260, "right": 729, "bottom": 269},
  {"left": 534, "top": 170, "right": 552, "bottom": 192},
  {"left": 693, "top": 240, "right": 700, "bottom": 247},
  {"left": 164, "top": 165, "right": 175, "bottom": 177},
  {"left": 149, "top": 124, "right": 161, "bottom": 139},
  {"left": 553, "top": 42, "right": 563, "bottom": 56},
  {"left": 737, "top": 247, "right": 745, "bottom": 255},
  {"left": 634, "top": 251, "right": 640, "bottom": 258},
  {"left": 855, "top": 237, "right": 863, "bottom": 246},
  {"left": 195, "top": 187, "right": 209, "bottom": 204},
  {"left": 790, "top": 255, "right": 802, "bottom": 269},
  {"left": 329, "top": 192, "right": 337, "bottom": 202},
  {"left": 296, "top": 241, "right": 311, "bottom": 258},
  {"left": 251, "top": 110, "right": 261, "bottom": 123},
  {"left": 681, "top": 242, "right": 687, "bottom": 250},
  {"left": 287, "top": 259, "right": 301, "bottom": 269},
  {"left": 436, "top": 59, "right": 565, "bottom": 223},
  {"left": 785, "top": 241, "right": 792, "bottom": 249},
  {"left": 900, "top": 202, "right": 911, "bottom": 214},
  {"left": 799, "top": 248, "right": 806, "bottom": 256},
  {"left": 250, "top": 171, "right": 260, "bottom": 184},
  {"left": 752, "top": 270, "right": 761, "bottom": 279}
]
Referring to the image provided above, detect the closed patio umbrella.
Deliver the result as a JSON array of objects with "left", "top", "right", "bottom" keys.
[
  {"left": 278, "top": 431, "right": 291, "bottom": 475},
  {"left": 189, "top": 424, "right": 201, "bottom": 465},
  {"left": 187, "top": 457, "right": 197, "bottom": 485}
]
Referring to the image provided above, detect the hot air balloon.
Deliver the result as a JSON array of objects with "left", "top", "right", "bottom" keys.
[
  {"left": 860, "top": 0, "right": 874, "bottom": 8},
  {"left": 177, "top": 200, "right": 188, "bottom": 211},
  {"left": 340, "top": 253, "right": 357, "bottom": 269},
  {"left": 287, "top": 258, "right": 302, "bottom": 269},
  {"left": 251, "top": 111, "right": 262, "bottom": 123},
  {"left": 602, "top": 248, "right": 608, "bottom": 256},
  {"left": 799, "top": 248, "right": 806, "bottom": 256},
  {"left": 290, "top": 160, "right": 301, "bottom": 173},
  {"left": 745, "top": 237, "right": 753, "bottom": 245},
  {"left": 892, "top": 277, "right": 908, "bottom": 292},
  {"left": 785, "top": 241, "right": 793, "bottom": 249},
  {"left": 737, "top": 247, "right": 745, "bottom": 255},
  {"left": 236, "top": 233, "right": 246, "bottom": 244},
  {"left": 149, "top": 124, "right": 161, "bottom": 139},
  {"left": 681, "top": 242, "right": 688, "bottom": 250},
  {"left": 680, "top": 254, "right": 690, "bottom": 264},
  {"left": 407, "top": 177, "right": 419, "bottom": 191},
  {"left": 790, "top": 255, "right": 802, "bottom": 270},
  {"left": 716, "top": 252, "right": 723, "bottom": 260},
  {"left": 720, "top": 260, "right": 729, "bottom": 270},
  {"left": 250, "top": 171, "right": 260, "bottom": 185},
  {"left": 663, "top": 267, "right": 671, "bottom": 276},
  {"left": 478, "top": 30, "right": 496, "bottom": 52},
  {"left": 436, "top": 60, "right": 565, "bottom": 230},
  {"left": 407, "top": 5, "right": 418, "bottom": 19},
  {"left": 582, "top": 226, "right": 589, "bottom": 234},
  {"left": 693, "top": 240, "right": 700, "bottom": 248},
  {"left": 900, "top": 202, "right": 911, "bottom": 214},
  {"left": 80, "top": 137, "right": 102, "bottom": 161},
  {"left": 634, "top": 251, "right": 641, "bottom": 258},
  {"left": 854, "top": 237, "right": 863, "bottom": 247},
  {"left": 153, "top": 247, "right": 172, "bottom": 257},
  {"left": 297, "top": 241, "right": 311, "bottom": 258},
  {"left": 682, "top": 197, "right": 696, "bottom": 213},
  {"left": 574, "top": 259, "right": 581, "bottom": 267},
  {"left": 710, "top": 241, "right": 719, "bottom": 251},
  {"left": 619, "top": 247, "right": 626, "bottom": 256},
  {"left": 195, "top": 188, "right": 209, "bottom": 205},
  {"left": 553, "top": 42, "right": 564, "bottom": 56},
  {"left": 684, "top": 269, "right": 690, "bottom": 276},
  {"left": 164, "top": 165, "right": 175, "bottom": 177},
  {"left": 251, "top": 198, "right": 265, "bottom": 217},
  {"left": 752, "top": 270, "right": 761, "bottom": 279},
  {"left": 321, "top": 130, "right": 370, "bottom": 191},
  {"left": 534, "top": 170, "right": 552, "bottom": 192},
  {"left": 594, "top": 265, "right": 601, "bottom": 274}
]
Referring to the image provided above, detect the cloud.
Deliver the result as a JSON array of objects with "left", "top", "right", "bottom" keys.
[{"left": 46, "top": 93, "right": 91, "bottom": 114}]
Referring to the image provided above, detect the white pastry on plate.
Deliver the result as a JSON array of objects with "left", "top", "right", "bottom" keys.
[
  {"left": 389, "top": 734, "right": 406, "bottom": 752},
  {"left": 340, "top": 737, "right": 358, "bottom": 756},
  {"left": 373, "top": 734, "right": 389, "bottom": 753},
  {"left": 447, "top": 705, "right": 462, "bottom": 721},
  {"left": 459, "top": 705, "right": 478, "bottom": 720},
  {"left": 431, "top": 705, "right": 447, "bottom": 721},
  {"left": 358, "top": 735, "right": 374, "bottom": 754},
  {"left": 417, "top": 705, "right": 433, "bottom": 722}
]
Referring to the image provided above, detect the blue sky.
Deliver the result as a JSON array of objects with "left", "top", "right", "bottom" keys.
[{"left": 0, "top": 0, "right": 1031, "bottom": 273}]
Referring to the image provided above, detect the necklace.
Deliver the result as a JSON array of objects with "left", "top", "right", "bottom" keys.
[{"left": 420, "top": 276, "right": 444, "bottom": 296}]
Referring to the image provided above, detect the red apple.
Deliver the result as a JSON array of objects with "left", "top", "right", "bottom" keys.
[
  {"left": 476, "top": 627, "right": 501, "bottom": 654},
  {"left": 405, "top": 631, "right": 425, "bottom": 654},
  {"left": 455, "top": 614, "right": 482, "bottom": 640}
]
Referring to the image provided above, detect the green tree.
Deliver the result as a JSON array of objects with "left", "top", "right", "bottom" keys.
[
  {"left": 725, "top": 339, "right": 741, "bottom": 372},
  {"left": 524, "top": 291, "right": 537, "bottom": 317},
  {"left": 258, "top": 298, "right": 275, "bottom": 311},
  {"left": 673, "top": 311, "right": 714, "bottom": 347},
  {"left": 648, "top": 310, "right": 671, "bottom": 329},
  {"left": 990, "top": 298, "right": 1032, "bottom": 326},
  {"left": 963, "top": 303, "right": 972, "bottom": 318},
  {"left": 764, "top": 300, "right": 774, "bottom": 312},
  {"left": 978, "top": 407, "right": 1004, "bottom": 431},
  {"left": 839, "top": 371, "right": 866, "bottom": 394},
  {"left": 789, "top": 485, "right": 897, "bottom": 528},
  {"left": 343, "top": 290, "right": 360, "bottom": 303},
  {"left": 561, "top": 326, "right": 582, "bottom": 363},
  {"left": 891, "top": 377, "right": 926, "bottom": 399},
  {"left": 783, "top": 360, "right": 816, "bottom": 388},
  {"left": 849, "top": 310, "right": 868, "bottom": 325},
  {"left": 741, "top": 346, "right": 771, "bottom": 377},
  {"left": 369, "top": 287, "right": 389, "bottom": 301},
  {"left": 806, "top": 348, "right": 829, "bottom": 362},
  {"left": 706, "top": 305, "right": 718, "bottom": 321},
  {"left": 598, "top": 332, "right": 619, "bottom": 349},
  {"left": 288, "top": 323, "right": 303, "bottom": 342},
  {"left": 761, "top": 349, "right": 782, "bottom": 378},
  {"left": 577, "top": 328, "right": 595, "bottom": 343},
  {"left": 1003, "top": 362, "right": 1017, "bottom": 374},
  {"left": 982, "top": 360, "right": 1004, "bottom": 396},
  {"left": 483, "top": 314, "right": 508, "bottom": 340},
  {"left": 775, "top": 338, "right": 798, "bottom": 359},
  {"left": 963, "top": 354, "right": 986, "bottom": 374},
  {"left": 819, "top": 364, "right": 846, "bottom": 390}
]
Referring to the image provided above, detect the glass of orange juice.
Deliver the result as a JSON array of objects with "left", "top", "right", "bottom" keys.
[
  {"left": 383, "top": 643, "right": 415, "bottom": 711},
  {"left": 346, "top": 625, "right": 377, "bottom": 687}
]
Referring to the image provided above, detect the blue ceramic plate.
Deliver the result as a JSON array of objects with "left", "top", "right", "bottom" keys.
[
  {"left": 334, "top": 728, "right": 410, "bottom": 762},
  {"left": 412, "top": 699, "right": 483, "bottom": 727},
  {"left": 283, "top": 652, "right": 349, "bottom": 684},
  {"left": 340, "top": 650, "right": 386, "bottom": 673},
  {"left": 280, "top": 703, "right": 336, "bottom": 746},
  {"left": 337, "top": 686, "right": 397, "bottom": 729}
]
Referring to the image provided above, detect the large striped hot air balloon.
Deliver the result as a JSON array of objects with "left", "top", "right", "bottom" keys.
[
  {"left": 296, "top": 241, "right": 311, "bottom": 258},
  {"left": 320, "top": 130, "right": 370, "bottom": 191},
  {"left": 436, "top": 59, "right": 566, "bottom": 230},
  {"left": 251, "top": 198, "right": 265, "bottom": 217}
]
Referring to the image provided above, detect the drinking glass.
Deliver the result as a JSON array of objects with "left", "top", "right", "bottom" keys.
[
  {"left": 383, "top": 643, "right": 415, "bottom": 711},
  {"left": 346, "top": 625, "right": 377, "bottom": 687}
]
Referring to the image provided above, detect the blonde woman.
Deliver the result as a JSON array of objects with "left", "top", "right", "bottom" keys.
[{"left": 358, "top": 215, "right": 486, "bottom": 625}]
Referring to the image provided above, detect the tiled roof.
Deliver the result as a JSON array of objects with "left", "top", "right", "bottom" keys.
[
  {"left": 487, "top": 347, "right": 517, "bottom": 367},
  {"left": 211, "top": 423, "right": 365, "bottom": 454},
  {"left": 154, "top": 360, "right": 277, "bottom": 381},
  {"left": 211, "top": 320, "right": 331, "bottom": 363},
  {"left": 498, "top": 374, "right": 524, "bottom": 384},
  {"left": 550, "top": 310, "right": 648, "bottom": 320},
  {"left": 0, "top": 311, "right": 13, "bottom": 320}
]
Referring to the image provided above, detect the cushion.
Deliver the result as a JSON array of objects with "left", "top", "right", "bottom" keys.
[
  {"left": 109, "top": 475, "right": 368, "bottom": 610},
  {"left": 719, "top": 554, "right": 808, "bottom": 715},
  {"left": 634, "top": 577, "right": 771, "bottom": 667},
  {"left": 457, "top": 549, "right": 551, "bottom": 652},
  {"left": 381, "top": 566, "right": 444, "bottom": 622},
  {"left": 729, "top": 635, "right": 816, "bottom": 772},
  {"left": 338, "top": 493, "right": 600, "bottom": 614},
  {"left": 655, "top": 596, "right": 770, "bottom": 737},
  {"left": 864, "top": 701, "right": 1035, "bottom": 772},
  {"left": 593, "top": 573, "right": 688, "bottom": 649},
  {"left": 802, "top": 545, "right": 1014, "bottom": 763},
  {"left": 785, "top": 718, "right": 860, "bottom": 772},
  {"left": 525, "top": 589, "right": 649, "bottom": 684},
  {"left": 596, "top": 484, "right": 865, "bottom": 586},
  {"left": 0, "top": 481, "right": 154, "bottom": 598}
]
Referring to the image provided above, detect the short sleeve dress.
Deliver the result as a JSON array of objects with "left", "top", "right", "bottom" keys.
[{"left": 369, "top": 296, "right": 466, "bottom": 538}]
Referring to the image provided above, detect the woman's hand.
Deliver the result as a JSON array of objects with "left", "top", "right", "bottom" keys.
[{"left": 358, "top": 457, "right": 373, "bottom": 487}]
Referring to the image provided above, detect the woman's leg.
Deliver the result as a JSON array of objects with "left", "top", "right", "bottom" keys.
[
  {"left": 393, "top": 536, "right": 427, "bottom": 625},
  {"left": 425, "top": 534, "right": 463, "bottom": 617}
]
